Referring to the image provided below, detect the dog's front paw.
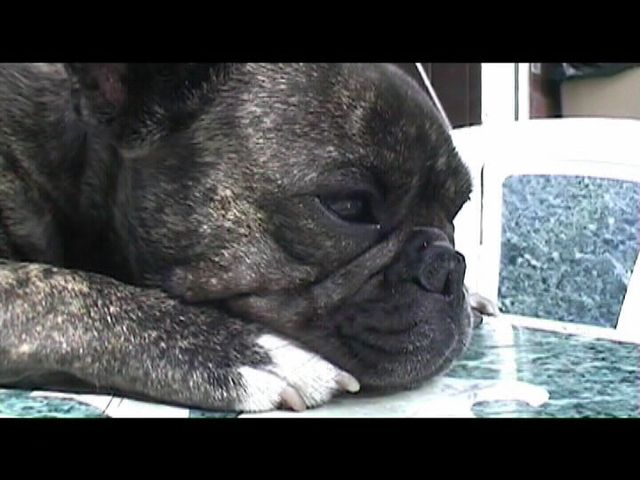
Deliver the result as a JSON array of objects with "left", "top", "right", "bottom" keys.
[{"left": 236, "top": 334, "right": 360, "bottom": 412}]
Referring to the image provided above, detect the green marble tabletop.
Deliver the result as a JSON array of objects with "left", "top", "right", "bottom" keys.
[{"left": 448, "top": 322, "right": 639, "bottom": 418}]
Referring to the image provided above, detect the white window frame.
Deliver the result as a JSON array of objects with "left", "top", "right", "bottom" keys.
[
  {"left": 451, "top": 118, "right": 640, "bottom": 345},
  {"left": 481, "top": 63, "right": 530, "bottom": 124}
]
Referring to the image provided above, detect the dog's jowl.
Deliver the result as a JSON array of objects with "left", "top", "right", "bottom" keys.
[{"left": 0, "top": 63, "right": 474, "bottom": 411}]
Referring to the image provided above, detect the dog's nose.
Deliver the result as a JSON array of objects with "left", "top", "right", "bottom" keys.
[
  {"left": 386, "top": 227, "right": 465, "bottom": 295},
  {"left": 416, "top": 240, "right": 462, "bottom": 294}
]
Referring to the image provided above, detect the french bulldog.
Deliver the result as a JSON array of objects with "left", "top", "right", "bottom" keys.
[{"left": 0, "top": 63, "right": 475, "bottom": 412}]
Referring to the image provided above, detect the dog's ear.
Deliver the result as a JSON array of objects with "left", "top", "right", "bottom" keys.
[{"left": 65, "top": 63, "right": 224, "bottom": 133}]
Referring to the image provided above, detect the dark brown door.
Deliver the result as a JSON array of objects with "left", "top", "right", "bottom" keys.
[{"left": 395, "top": 63, "right": 482, "bottom": 128}]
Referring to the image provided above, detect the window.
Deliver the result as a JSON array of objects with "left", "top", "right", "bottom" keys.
[{"left": 499, "top": 175, "right": 640, "bottom": 328}]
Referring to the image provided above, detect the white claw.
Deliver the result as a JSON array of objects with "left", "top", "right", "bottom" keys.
[
  {"left": 280, "top": 386, "right": 307, "bottom": 411},
  {"left": 337, "top": 372, "right": 361, "bottom": 393}
]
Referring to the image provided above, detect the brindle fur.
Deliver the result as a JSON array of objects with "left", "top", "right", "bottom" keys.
[{"left": 0, "top": 63, "right": 474, "bottom": 410}]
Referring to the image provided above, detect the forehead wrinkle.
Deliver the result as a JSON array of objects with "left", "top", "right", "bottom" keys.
[{"left": 233, "top": 65, "right": 376, "bottom": 178}]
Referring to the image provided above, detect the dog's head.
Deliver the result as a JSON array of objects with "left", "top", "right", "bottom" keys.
[{"left": 68, "top": 63, "right": 474, "bottom": 390}]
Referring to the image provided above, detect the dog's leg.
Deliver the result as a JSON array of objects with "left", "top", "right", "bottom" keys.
[{"left": 0, "top": 261, "right": 358, "bottom": 411}]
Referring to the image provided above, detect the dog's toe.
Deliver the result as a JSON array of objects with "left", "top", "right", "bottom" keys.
[{"left": 235, "top": 334, "right": 360, "bottom": 412}]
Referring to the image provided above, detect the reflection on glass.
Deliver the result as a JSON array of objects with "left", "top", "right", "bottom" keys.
[{"left": 499, "top": 175, "right": 640, "bottom": 327}]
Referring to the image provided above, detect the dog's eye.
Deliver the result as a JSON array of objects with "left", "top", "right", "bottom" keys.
[{"left": 319, "top": 195, "right": 378, "bottom": 225}]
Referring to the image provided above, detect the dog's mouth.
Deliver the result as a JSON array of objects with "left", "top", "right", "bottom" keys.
[
  {"left": 311, "top": 232, "right": 473, "bottom": 389},
  {"left": 313, "top": 275, "right": 473, "bottom": 390}
]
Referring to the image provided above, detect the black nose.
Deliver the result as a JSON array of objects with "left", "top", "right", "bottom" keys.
[
  {"left": 385, "top": 228, "right": 466, "bottom": 295},
  {"left": 416, "top": 241, "right": 462, "bottom": 293}
]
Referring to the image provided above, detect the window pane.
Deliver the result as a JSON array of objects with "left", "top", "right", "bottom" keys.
[{"left": 498, "top": 175, "right": 640, "bottom": 327}]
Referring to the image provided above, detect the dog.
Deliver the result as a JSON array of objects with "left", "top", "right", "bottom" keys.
[{"left": 0, "top": 63, "right": 476, "bottom": 412}]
